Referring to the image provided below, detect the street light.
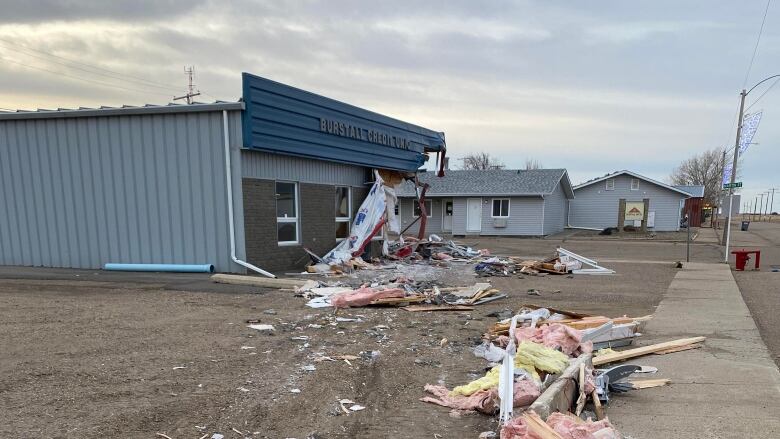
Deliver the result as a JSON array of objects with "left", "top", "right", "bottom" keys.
[{"left": 724, "top": 74, "right": 780, "bottom": 262}]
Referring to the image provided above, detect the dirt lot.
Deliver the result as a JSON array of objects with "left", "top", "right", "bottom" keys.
[{"left": 0, "top": 251, "right": 680, "bottom": 439}]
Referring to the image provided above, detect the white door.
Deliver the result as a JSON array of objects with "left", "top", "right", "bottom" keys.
[
  {"left": 466, "top": 198, "right": 482, "bottom": 232},
  {"left": 442, "top": 199, "right": 453, "bottom": 232}
]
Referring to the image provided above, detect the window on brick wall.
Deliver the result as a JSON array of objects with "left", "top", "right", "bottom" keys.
[
  {"left": 276, "top": 181, "right": 299, "bottom": 245},
  {"left": 335, "top": 186, "right": 351, "bottom": 240}
]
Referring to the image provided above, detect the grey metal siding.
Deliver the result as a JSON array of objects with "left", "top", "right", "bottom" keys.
[
  {"left": 480, "top": 197, "right": 544, "bottom": 235},
  {"left": 241, "top": 150, "right": 367, "bottom": 186},
  {"left": 543, "top": 182, "right": 567, "bottom": 235},
  {"left": 0, "top": 110, "right": 244, "bottom": 272},
  {"left": 570, "top": 174, "right": 685, "bottom": 231},
  {"left": 398, "top": 197, "right": 443, "bottom": 235}
]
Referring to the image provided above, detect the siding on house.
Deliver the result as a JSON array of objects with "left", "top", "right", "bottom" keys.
[
  {"left": 479, "top": 196, "right": 544, "bottom": 235},
  {"left": 0, "top": 108, "right": 246, "bottom": 272},
  {"left": 570, "top": 174, "right": 685, "bottom": 231},
  {"left": 398, "top": 197, "right": 443, "bottom": 235},
  {"left": 543, "top": 182, "right": 567, "bottom": 235}
]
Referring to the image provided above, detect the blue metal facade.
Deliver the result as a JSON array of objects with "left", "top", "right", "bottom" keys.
[{"left": 241, "top": 72, "right": 445, "bottom": 172}]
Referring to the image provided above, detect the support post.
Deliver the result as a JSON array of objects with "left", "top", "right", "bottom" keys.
[
  {"left": 641, "top": 198, "right": 650, "bottom": 233},
  {"left": 617, "top": 199, "right": 626, "bottom": 233},
  {"left": 724, "top": 89, "right": 747, "bottom": 263}
]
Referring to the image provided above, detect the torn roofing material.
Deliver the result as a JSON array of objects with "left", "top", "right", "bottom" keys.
[{"left": 395, "top": 169, "right": 573, "bottom": 198}]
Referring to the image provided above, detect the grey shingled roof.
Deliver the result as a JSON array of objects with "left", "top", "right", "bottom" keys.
[
  {"left": 673, "top": 185, "right": 705, "bottom": 198},
  {"left": 395, "top": 169, "right": 571, "bottom": 197}
]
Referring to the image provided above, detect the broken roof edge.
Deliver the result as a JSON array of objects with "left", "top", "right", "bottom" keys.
[
  {"left": 573, "top": 170, "right": 691, "bottom": 197},
  {"left": 0, "top": 101, "right": 245, "bottom": 121}
]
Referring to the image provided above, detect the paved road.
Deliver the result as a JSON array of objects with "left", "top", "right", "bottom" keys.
[{"left": 728, "top": 221, "right": 780, "bottom": 367}]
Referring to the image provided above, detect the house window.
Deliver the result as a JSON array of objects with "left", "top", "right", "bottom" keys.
[
  {"left": 492, "top": 199, "right": 510, "bottom": 218},
  {"left": 335, "top": 186, "right": 351, "bottom": 240},
  {"left": 605, "top": 178, "right": 615, "bottom": 191},
  {"left": 276, "top": 182, "right": 298, "bottom": 245},
  {"left": 631, "top": 178, "right": 639, "bottom": 190},
  {"left": 394, "top": 204, "right": 399, "bottom": 216},
  {"left": 413, "top": 200, "right": 433, "bottom": 217}
]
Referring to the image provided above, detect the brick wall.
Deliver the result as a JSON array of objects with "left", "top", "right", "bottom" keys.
[{"left": 242, "top": 178, "right": 337, "bottom": 273}]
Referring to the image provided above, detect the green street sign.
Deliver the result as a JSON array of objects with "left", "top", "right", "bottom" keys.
[{"left": 723, "top": 182, "right": 743, "bottom": 189}]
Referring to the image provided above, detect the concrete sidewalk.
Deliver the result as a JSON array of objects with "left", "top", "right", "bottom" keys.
[{"left": 608, "top": 262, "right": 780, "bottom": 438}]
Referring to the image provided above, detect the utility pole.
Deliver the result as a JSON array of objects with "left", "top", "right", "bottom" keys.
[
  {"left": 769, "top": 188, "right": 778, "bottom": 222},
  {"left": 754, "top": 195, "right": 759, "bottom": 221},
  {"left": 759, "top": 193, "right": 766, "bottom": 221},
  {"left": 723, "top": 89, "right": 746, "bottom": 262},
  {"left": 173, "top": 66, "right": 201, "bottom": 104}
]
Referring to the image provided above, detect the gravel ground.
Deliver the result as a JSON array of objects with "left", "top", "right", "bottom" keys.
[{"left": 0, "top": 249, "right": 679, "bottom": 438}]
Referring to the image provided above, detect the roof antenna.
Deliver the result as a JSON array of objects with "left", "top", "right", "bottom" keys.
[{"left": 173, "top": 66, "right": 201, "bottom": 104}]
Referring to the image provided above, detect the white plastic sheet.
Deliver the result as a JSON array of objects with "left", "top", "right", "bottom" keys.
[{"left": 323, "top": 172, "right": 388, "bottom": 265}]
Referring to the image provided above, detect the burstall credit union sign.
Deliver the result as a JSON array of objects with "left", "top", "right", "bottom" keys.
[
  {"left": 320, "top": 117, "right": 414, "bottom": 150},
  {"left": 625, "top": 201, "right": 645, "bottom": 221}
]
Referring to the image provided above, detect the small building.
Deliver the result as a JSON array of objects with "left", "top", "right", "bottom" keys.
[
  {"left": 395, "top": 169, "right": 574, "bottom": 236},
  {"left": 569, "top": 170, "right": 690, "bottom": 232},
  {"left": 0, "top": 73, "right": 445, "bottom": 273},
  {"left": 674, "top": 185, "right": 705, "bottom": 227}
]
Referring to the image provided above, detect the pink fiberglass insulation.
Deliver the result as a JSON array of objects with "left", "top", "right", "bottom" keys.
[
  {"left": 514, "top": 323, "right": 593, "bottom": 356},
  {"left": 500, "top": 413, "right": 622, "bottom": 439},
  {"left": 421, "top": 384, "right": 496, "bottom": 414},
  {"left": 330, "top": 287, "right": 405, "bottom": 308},
  {"left": 546, "top": 413, "right": 622, "bottom": 439},
  {"left": 421, "top": 379, "right": 540, "bottom": 414}
]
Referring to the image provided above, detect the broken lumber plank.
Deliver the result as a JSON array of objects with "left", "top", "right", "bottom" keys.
[
  {"left": 211, "top": 273, "right": 305, "bottom": 289},
  {"left": 593, "top": 336, "right": 706, "bottom": 366},
  {"left": 529, "top": 354, "right": 593, "bottom": 419},
  {"left": 402, "top": 304, "right": 475, "bottom": 312},
  {"left": 591, "top": 389, "right": 605, "bottom": 420},
  {"left": 654, "top": 343, "right": 703, "bottom": 355},
  {"left": 369, "top": 296, "right": 427, "bottom": 305},
  {"left": 629, "top": 378, "right": 671, "bottom": 389},
  {"left": 522, "top": 411, "right": 564, "bottom": 439},
  {"left": 520, "top": 304, "right": 593, "bottom": 319}
]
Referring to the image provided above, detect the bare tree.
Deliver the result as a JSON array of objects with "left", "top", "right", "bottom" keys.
[
  {"left": 524, "top": 158, "right": 543, "bottom": 170},
  {"left": 670, "top": 147, "right": 736, "bottom": 206},
  {"left": 458, "top": 152, "right": 505, "bottom": 170}
]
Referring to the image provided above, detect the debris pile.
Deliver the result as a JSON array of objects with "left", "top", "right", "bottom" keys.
[
  {"left": 295, "top": 278, "right": 506, "bottom": 310},
  {"left": 418, "top": 302, "right": 706, "bottom": 438}
]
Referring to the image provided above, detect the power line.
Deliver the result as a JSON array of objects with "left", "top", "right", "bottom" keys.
[
  {"left": 0, "top": 43, "right": 186, "bottom": 93},
  {"left": 743, "top": 0, "right": 773, "bottom": 88},
  {"left": 0, "top": 36, "right": 185, "bottom": 92},
  {"left": 0, "top": 56, "right": 174, "bottom": 98}
]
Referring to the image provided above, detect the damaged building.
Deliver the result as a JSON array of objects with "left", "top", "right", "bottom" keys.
[{"left": 0, "top": 73, "right": 446, "bottom": 274}]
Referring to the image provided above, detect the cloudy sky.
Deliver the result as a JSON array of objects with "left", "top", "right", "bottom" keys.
[{"left": 1, "top": 1, "right": 778, "bottom": 210}]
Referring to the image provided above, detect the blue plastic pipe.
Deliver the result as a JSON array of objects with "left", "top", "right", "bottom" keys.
[{"left": 103, "top": 263, "right": 215, "bottom": 273}]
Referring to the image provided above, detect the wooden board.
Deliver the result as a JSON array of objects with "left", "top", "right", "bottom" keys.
[
  {"left": 523, "top": 411, "right": 564, "bottom": 439},
  {"left": 520, "top": 304, "right": 593, "bottom": 319},
  {"left": 402, "top": 304, "right": 474, "bottom": 312},
  {"left": 593, "top": 337, "right": 706, "bottom": 366},
  {"left": 211, "top": 273, "right": 305, "bottom": 288},
  {"left": 369, "top": 296, "right": 427, "bottom": 306},
  {"left": 629, "top": 378, "right": 671, "bottom": 389}
]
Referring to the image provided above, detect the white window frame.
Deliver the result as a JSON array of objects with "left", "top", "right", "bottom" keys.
[
  {"left": 335, "top": 186, "right": 352, "bottom": 241},
  {"left": 491, "top": 198, "right": 510, "bottom": 218},
  {"left": 605, "top": 178, "right": 616, "bottom": 191},
  {"left": 630, "top": 178, "right": 640, "bottom": 191},
  {"left": 412, "top": 199, "right": 433, "bottom": 218},
  {"left": 276, "top": 181, "right": 300, "bottom": 246}
]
